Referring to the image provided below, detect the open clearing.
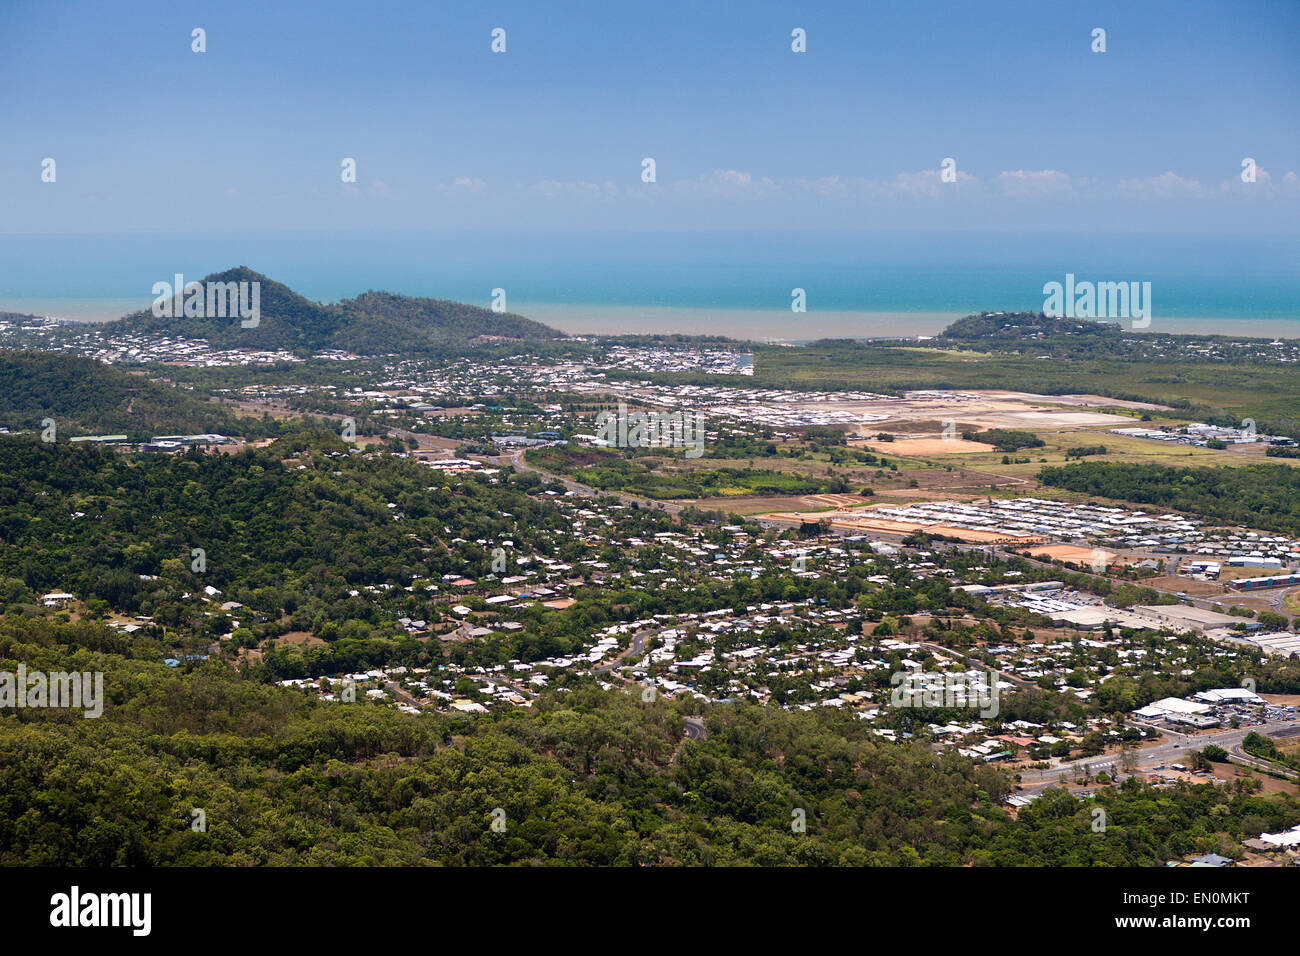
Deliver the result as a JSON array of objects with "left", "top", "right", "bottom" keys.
[
  {"left": 860, "top": 438, "right": 997, "bottom": 455},
  {"left": 762, "top": 505, "right": 1046, "bottom": 544},
  {"left": 1024, "top": 544, "right": 1119, "bottom": 567},
  {"left": 973, "top": 390, "right": 1170, "bottom": 412},
  {"left": 836, "top": 391, "right": 1139, "bottom": 434}
]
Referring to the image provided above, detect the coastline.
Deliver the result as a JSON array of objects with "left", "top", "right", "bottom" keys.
[{"left": 6, "top": 297, "right": 1300, "bottom": 343}]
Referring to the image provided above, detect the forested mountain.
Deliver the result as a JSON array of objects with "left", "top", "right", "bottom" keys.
[
  {"left": 0, "top": 349, "right": 279, "bottom": 439},
  {"left": 338, "top": 290, "right": 562, "bottom": 348},
  {"left": 109, "top": 267, "right": 562, "bottom": 355}
]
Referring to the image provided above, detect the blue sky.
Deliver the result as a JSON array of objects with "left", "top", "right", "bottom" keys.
[{"left": 2, "top": 0, "right": 1298, "bottom": 235}]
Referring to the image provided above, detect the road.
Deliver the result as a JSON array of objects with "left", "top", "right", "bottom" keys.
[
  {"left": 1016, "top": 718, "right": 1300, "bottom": 789},
  {"left": 1226, "top": 744, "right": 1297, "bottom": 779},
  {"left": 593, "top": 628, "right": 655, "bottom": 675},
  {"left": 503, "top": 449, "right": 687, "bottom": 515},
  {"left": 917, "top": 640, "right": 1036, "bottom": 690}
]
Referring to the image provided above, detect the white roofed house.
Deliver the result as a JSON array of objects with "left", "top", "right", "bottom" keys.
[{"left": 1258, "top": 825, "right": 1300, "bottom": 848}]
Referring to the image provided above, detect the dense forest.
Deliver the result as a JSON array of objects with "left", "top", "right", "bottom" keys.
[
  {"left": 0, "top": 430, "right": 582, "bottom": 656},
  {"left": 938, "top": 312, "right": 1129, "bottom": 354},
  {"left": 0, "top": 350, "right": 285, "bottom": 439},
  {"left": 1039, "top": 461, "right": 1300, "bottom": 536},
  {"left": 963, "top": 428, "right": 1045, "bottom": 452},
  {"left": 525, "top": 446, "right": 849, "bottom": 498}
]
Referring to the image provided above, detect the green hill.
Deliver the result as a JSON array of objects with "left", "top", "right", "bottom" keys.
[
  {"left": 109, "top": 267, "right": 562, "bottom": 355},
  {"left": 0, "top": 350, "right": 274, "bottom": 440},
  {"left": 938, "top": 311, "right": 1126, "bottom": 347},
  {"left": 338, "top": 290, "right": 562, "bottom": 349}
]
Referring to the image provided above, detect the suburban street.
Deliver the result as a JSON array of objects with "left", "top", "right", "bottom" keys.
[{"left": 1017, "top": 719, "right": 1300, "bottom": 791}]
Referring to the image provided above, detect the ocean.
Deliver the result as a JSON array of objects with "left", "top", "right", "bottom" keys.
[{"left": 2, "top": 231, "right": 1297, "bottom": 341}]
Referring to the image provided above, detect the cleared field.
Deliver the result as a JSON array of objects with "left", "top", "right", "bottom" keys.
[
  {"left": 976, "top": 391, "right": 1170, "bottom": 412},
  {"left": 804, "top": 493, "right": 872, "bottom": 508},
  {"left": 762, "top": 506, "right": 1047, "bottom": 544},
  {"left": 1024, "top": 544, "right": 1118, "bottom": 567},
  {"left": 860, "top": 438, "right": 997, "bottom": 455},
  {"left": 676, "top": 493, "right": 865, "bottom": 515},
  {"left": 884, "top": 428, "right": 1294, "bottom": 483},
  {"left": 1211, "top": 595, "right": 1280, "bottom": 612},
  {"left": 1145, "top": 575, "right": 1225, "bottom": 597},
  {"left": 835, "top": 393, "right": 1134, "bottom": 433},
  {"left": 1205, "top": 761, "right": 1299, "bottom": 797}
]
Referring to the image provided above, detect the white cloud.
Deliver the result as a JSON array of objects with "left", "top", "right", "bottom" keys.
[
  {"left": 996, "top": 169, "right": 1072, "bottom": 197},
  {"left": 892, "top": 168, "right": 977, "bottom": 197},
  {"left": 670, "top": 169, "right": 780, "bottom": 197},
  {"left": 1118, "top": 170, "right": 1204, "bottom": 198},
  {"left": 791, "top": 176, "right": 888, "bottom": 199},
  {"left": 1215, "top": 166, "right": 1300, "bottom": 196},
  {"left": 527, "top": 179, "right": 617, "bottom": 198},
  {"left": 437, "top": 177, "right": 487, "bottom": 193}
]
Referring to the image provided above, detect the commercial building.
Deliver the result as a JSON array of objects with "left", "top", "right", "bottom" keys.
[
  {"left": 1129, "top": 604, "right": 1252, "bottom": 634},
  {"left": 1227, "top": 555, "right": 1284, "bottom": 570},
  {"left": 1231, "top": 573, "right": 1300, "bottom": 591}
]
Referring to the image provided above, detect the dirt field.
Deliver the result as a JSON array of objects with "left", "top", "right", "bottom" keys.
[
  {"left": 272, "top": 630, "right": 325, "bottom": 648},
  {"left": 669, "top": 390, "right": 1148, "bottom": 437},
  {"left": 859, "top": 438, "right": 998, "bottom": 455},
  {"left": 1026, "top": 544, "right": 1119, "bottom": 567},
  {"left": 676, "top": 494, "right": 863, "bottom": 514},
  {"left": 762, "top": 506, "right": 1046, "bottom": 544},
  {"left": 1205, "top": 761, "right": 1299, "bottom": 797},
  {"left": 973, "top": 391, "right": 1171, "bottom": 412},
  {"left": 1144, "top": 575, "right": 1225, "bottom": 597},
  {"left": 803, "top": 493, "right": 872, "bottom": 508}
]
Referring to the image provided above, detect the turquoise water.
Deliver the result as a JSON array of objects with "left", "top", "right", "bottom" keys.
[{"left": 2, "top": 231, "right": 1297, "bottom": 338}]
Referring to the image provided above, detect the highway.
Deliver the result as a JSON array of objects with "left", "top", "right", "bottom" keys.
[{"left": 1016, "top": 718, "right": 1300, "bottom": 790}]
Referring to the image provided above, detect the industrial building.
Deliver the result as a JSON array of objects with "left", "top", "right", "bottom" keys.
[{"left": 1231, "top": 572, "right": 1300, "bottom": 591}]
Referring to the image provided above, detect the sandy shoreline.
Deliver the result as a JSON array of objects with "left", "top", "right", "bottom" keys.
[{"left": 6, "top": 298, "right": 1300, "bottom": 343}]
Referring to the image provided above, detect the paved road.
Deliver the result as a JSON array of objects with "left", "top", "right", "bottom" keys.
[
  {"left": 503, "top": 449, "right": 687, "bottom": 515},
  {"left": 1227, "top": 740, "right": 1300, "bottom": 780},
  {"left": 916, "top": 640, "right": 1035, "bottom": 690},
  {"left": 684, "top": 716, "right": 708, "bottom": 740},
  {"left": 593, "top": 628, "right": 654, "bottom": 675},
  {"left": 1016, "top": 718, "right": 1300, "bottom": 788}
]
